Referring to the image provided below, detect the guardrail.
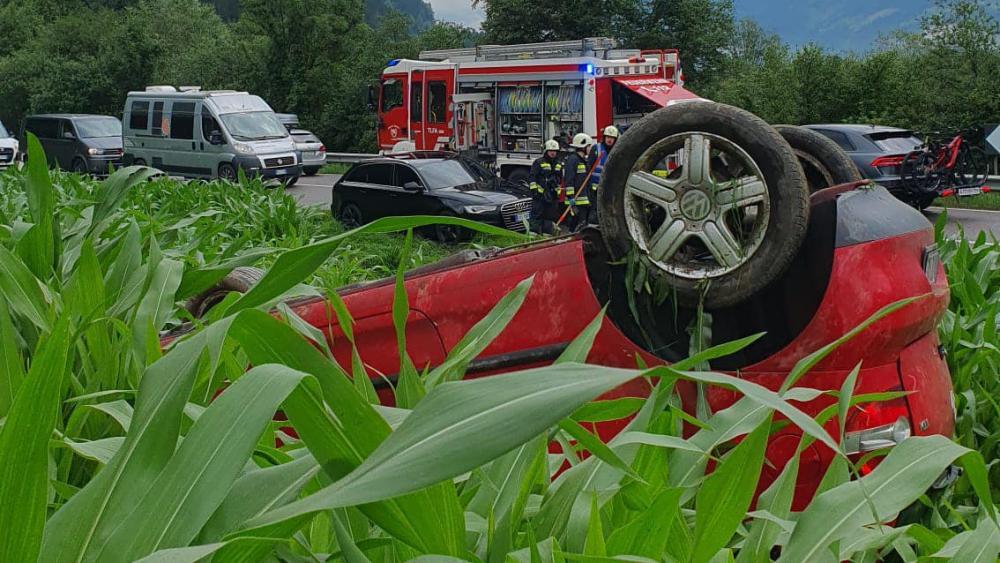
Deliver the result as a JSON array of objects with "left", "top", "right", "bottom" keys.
[
  {"left": 986, "top": 175, "right": 1000, "bottom": 190},
  {"left": 326, "top": 152, "right": 379, "bottom": 164}
]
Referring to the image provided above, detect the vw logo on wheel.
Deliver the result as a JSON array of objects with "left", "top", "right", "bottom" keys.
[{"left": 680, "top": 190, "right": 712, "bottom": 221}]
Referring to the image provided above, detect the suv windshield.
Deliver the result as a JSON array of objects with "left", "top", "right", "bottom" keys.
[
  {"left": 220, "top": 111, "right": 288, "bottom": 141},
  {"left": 75, "top": 117, "right": 122, "bottom": 139},
  {"left": 417, "top": 159, "right": 492, "bottom": 189}
]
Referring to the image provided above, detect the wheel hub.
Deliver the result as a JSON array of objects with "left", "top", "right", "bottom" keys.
[{"left": 679, "top": 190, "right": 712, "bottom": 221}]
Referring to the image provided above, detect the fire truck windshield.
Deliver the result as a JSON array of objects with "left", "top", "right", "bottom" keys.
[{"left": 220, "top": 111, "right": 288, "bottom": 141}]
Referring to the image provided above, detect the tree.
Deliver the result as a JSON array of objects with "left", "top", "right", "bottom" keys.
[{"left": 628, "top": 0, "right": 735, "bottom": 83}]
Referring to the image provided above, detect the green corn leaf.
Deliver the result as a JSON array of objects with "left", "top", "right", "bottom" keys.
[
  {"left": 0, "top": 317, "right": 71, "bottom": 563},
  {"left": 176, "top": 248, "right": 274, "bottom": 300},
  {"left": 606, "top": 487, "right": 682, "bottom": 559},
  {"left": 931, "top": 517, "right": 1000, "bottom": 562},
  {"left": 557, "top": 419, "right": 642, "bottom": 482},
  {"left": 62, "top": 437, "right": 125, "bottom": 465},
  {"left": 326, "top": 291, "right": 377, "bottom": 404},
  {"left": 692, "top": 418, "right": 771, "bottom": 563},
  {"left": 21, "top": 133, "right": 57, "bottom": 279},
  {"left": 0, "top": 245, "right": 51, "bottom": 331},
  {"left": 230, "top": 363, "right": 642, "bottom": 542},
  {"left": 393, "top": 230, "right": 424, "bottom": 408},
  {"left": 582, "top": 494, "right": 606, "bottom": 557},
  {"left": 555, "top": 308, "right": 606, "bottom": 364},
  {"left": 93, "top": 365, "right": 311, "bottom": 562},
  {"left": 90, "top": 167, "right": 162, "bottom": 235},
  {"left": 424, "top": 275, "right": 534, "bottom": 388},
  {"left": 837, "top": 362, "right": 862, "bottom": 443},
  {"left": 611, "top": 431, "right": 708, "bottom": 455},
  {"left": 570, "top": 398, "right": 644, "bottom": 423},
  {"left": 0, "top": 298, "right": 26, "bottom": 416},
  {"left": 779, "top": 435, "right": 975, "bottom": 562},
  {"left": 736, "top": 440, "right": 801, "bottom": 563}
]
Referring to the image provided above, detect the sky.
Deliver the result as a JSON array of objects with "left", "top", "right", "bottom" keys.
[{"left": 428, "top": 0, "right": 483, "bottom": 28}]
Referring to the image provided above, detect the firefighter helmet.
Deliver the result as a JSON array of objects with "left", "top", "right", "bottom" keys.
[
  {"left": 544, "top": 139, "right": 560, "bottom": 151},
  {"left": 603, "top": 125, "right": 620, "bottom": 138},
  {"left": 570, "top": 133, "right": 593, "bottom": 149}
]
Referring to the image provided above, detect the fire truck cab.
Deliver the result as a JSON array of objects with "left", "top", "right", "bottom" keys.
[{"left": 374, "top": 37, "right": 701, "bottom": 182}]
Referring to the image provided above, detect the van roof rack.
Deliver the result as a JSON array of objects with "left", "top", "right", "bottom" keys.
[{"left": 419, "top": 37, "right": 622, "bottom": 62}]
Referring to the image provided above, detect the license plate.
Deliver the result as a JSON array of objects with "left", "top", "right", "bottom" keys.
[
  {"left": 957, "top": 187, "right": 981, "bottom": 196},
  {"left": 275, "top": 169, "right": 287, "bottom": 176},
  {"left": 513, "top": 212, "right": 530, "bottom": 223}
]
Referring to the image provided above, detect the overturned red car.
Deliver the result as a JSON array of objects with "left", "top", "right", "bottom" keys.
[{"left": 176, "top": 101, "right": 955, "bottom": 507}]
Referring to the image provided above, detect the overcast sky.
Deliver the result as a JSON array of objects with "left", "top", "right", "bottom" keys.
[{"left": 428, "top": 0, "right": 483, "bottom": 28}]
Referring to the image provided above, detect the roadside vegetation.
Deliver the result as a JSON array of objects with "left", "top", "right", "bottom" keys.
[
  {"left": 0, "top": 140, "right": 995, "bottom": 561},
  {"left": 934, "top": 191, "right": 1000, "bottom": 211}
]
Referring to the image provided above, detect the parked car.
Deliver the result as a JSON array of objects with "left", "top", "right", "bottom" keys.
[
  {"left": 122, "top": 86, "right": 301, "bottom": 185},
  {"left": 276, "top": 113, "right": 299, "bottom": 130},
  {"left": 289, "top": 129, "right": 326, "bottom": 176},
  {"left": 331, "top": 153, "right": 532, "bottom": 242},
  {"left": 803, "top": 124, "right": 929, "bottom": 205},
  {"left": 0, "top": 120, "right": 17, "bottom": 170},
  {"left": 20, "top": 114, "right": 123, "bottom": 174}
]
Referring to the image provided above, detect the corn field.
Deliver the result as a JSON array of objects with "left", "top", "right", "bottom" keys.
[{"left": 0, "top": 135, "right": 995, "bottom": 562}]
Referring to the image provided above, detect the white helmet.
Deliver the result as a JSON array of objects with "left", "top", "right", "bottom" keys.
[
  {"left": 544, "top": 139, "right": 560, "bottom": 151},
  {"left": 570, "top": 132, "right": 593, "bottom": 149},
  {"left": 603, "top": 125, "right": 620, "bottom": 138}
]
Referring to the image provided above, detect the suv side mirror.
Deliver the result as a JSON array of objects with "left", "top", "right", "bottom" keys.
[
  {"left": 209, "top": 131, "right": 224, "bottom": 145},
  {"left": 403, "top": 181, "right": 423, "bottom": 192}
]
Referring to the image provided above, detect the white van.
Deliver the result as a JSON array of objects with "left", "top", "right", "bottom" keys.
[{"left": 122, "top": 87, "right": 301, "bottom": 184}]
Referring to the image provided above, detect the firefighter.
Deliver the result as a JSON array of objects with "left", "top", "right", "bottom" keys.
[
  {"left": 591, "top": 125, "right": 618, "bottom": 191},
  {"left": 528, "top": 139, "right": 562, "bottom": 234},
  {"left": 561, "top": 132, "right": 597, "bottom": 231}
]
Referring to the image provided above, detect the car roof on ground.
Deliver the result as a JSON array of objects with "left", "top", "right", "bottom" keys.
[{"left": 804, "top": 123, "right": 912, "bottom": 134}]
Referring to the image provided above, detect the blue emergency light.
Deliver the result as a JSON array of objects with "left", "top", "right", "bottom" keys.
[
  {"left": 387, "top": 59, "right": 401, "bottom": 67},
  {"left": 580, "top": 63, "right": 594, "bottom": 74}
]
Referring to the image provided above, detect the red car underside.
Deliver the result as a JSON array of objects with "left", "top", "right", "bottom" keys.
[{"left": 214, "top": 183, "right": 955, "bottom": 507}]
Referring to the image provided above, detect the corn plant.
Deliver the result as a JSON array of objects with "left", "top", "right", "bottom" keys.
[{"left": 0, "top": 137, "right": 995, "bottom": 562}]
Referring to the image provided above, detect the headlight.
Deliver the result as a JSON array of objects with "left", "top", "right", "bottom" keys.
[
  {"left": 233, "top": 142, "right": 254, "bottom": 154},
  {"left": 463, "top": 205, "right": 496, "bottom": 215},
  {"left": 88, "top": 148, "right": 99, "bottom": 155}
]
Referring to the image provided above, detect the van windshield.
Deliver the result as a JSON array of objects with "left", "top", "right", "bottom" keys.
[
  {"left": 75, "top": 117, "right": 122, "bottom": 139},
  {"left": 220, "top": 112, "right": 288, "bottom": 141}
]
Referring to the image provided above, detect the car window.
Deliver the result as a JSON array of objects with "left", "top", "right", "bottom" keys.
[
  {"left": 74, "top": 117, "right": 121, "bottom": 139},
  {"left": 815, "top": 129, "right": 855, "bottom": 151},
  {"left": 25, "top": 118, "right": 57, "bottom": 139},
  {"left": 170, "top": 102, "right": 196, "bottom": 140},
  {"left": 414, "top": 159, "right": 480, "bottom": 189},
  {"left": 151, "top": 102, "right": 165, "bottom": 136},
  {"left": 394, "top": 164, "right": 422, "bottom": 188},
  {"left": 59, "top": 120, "right": 76, "bottom": 139},
  {"left": 201, "top": 110, "right": 221, "bottom": 141},
  {"left": 381, "top": 79, "right": 402, "bottom": 111},
  {"left": 129, "top": 101, "right": 150, "bottom": 130},
  {"left": 345, "top": 163, "right": 393, "bottom": 185},
  {"left": 867, "top": 132, "right": 921, "bottom": 153}
]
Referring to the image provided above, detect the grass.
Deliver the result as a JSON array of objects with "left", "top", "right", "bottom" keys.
[
  {"left": 933, "top": 190, "right": 1000, "bottom": 210},
  {"left": 0, "top": 137, "right": 995, "bottom": 562},
  {"left": 319, "top": 162, "right": 351, "bottom": 175}
]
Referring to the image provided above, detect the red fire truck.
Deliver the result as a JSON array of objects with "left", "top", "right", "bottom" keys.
[{"left": 373, "top": 37, "right": 701, "bottom": 182}]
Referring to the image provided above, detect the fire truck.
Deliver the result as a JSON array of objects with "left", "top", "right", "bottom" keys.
[{"left": 373, "top": 37, "right": 701, "bottom": 183}]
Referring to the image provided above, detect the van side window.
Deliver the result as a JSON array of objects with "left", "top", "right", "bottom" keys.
[
  {"left": 428, "top": 81, "right": 446, "bottom": 123},
  {"left": 381, "top": 79, "right": 402, "bottom": 111},
  {"left": 26, "top": 118, "right": 58, "bottom": 139},
  {"left": 201, "top": 112, "right": 221, "bottom": 141},
  {"left": 58, "top": 120, "right": 76, "bottom": 139},
  {"left": 130, "top": 102, "right": 150, "bottom": 130},
  {"left": 170, "top": 102, "right": 196, "bottom": 140},
  {"left": 151, "top": 102, "right": 165, "bottom": 136}
]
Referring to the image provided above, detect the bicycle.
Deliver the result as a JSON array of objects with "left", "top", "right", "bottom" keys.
[{"left": 900, "top": 129, "right": 989, "bottom": 207}]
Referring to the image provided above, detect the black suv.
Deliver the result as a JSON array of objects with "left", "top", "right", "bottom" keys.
[
  {"left": 332, "top": 153, "right": 532, "bottom": 242},
  {"left": 20, "top": 114, "right": 124, "bottom": 175}
]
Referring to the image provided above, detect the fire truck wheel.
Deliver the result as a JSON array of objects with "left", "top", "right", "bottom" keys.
[
  {"left": 775, "top": 125, "right": 861, "bottom": 192},
  {"left": 598, "top": 102, "right": 809, "bottom": 309},
  {"left": 184, "top": 266, "right": 265, "bottom": 318}
]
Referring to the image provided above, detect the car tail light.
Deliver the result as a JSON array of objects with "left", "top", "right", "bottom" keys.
[
  {"left": 319, "top": 145, "right": 326, "bottom": 153},
  {"left": 870, "top": 155, "right": 905, "bottom": 168},
  {"left": 843, "top": 399, "right": 911, "bottom": 456}
]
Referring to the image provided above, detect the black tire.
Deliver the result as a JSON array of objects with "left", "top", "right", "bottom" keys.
[
  {"left": 598, "top": 102, "right": 810, "bottom": 309},
  {"left": 339, "top": 202, "right": 364, "bottom": 228},
  {"left": 218, "top": 163, "right": 238, "bottom": 182},
  {"left": 72, "top": 158, "right": 88, "bottom": 174},
  {"left": 433, "top": 211, "right": 471, "bottom": 244},
  {"left": 283, "top": 175, "right": 299, "bottom": 187},
  {"left": 901, "top": 150, "right": 941, "bottom": 195},
  {"left": 774, "top": 125, "right": 861, "bottom": 192},
  {"left": 184, "top": 266, "right": 265, "bottom": 318},
  {"left": 133, "top": 158, "right": 147, "bottom": 167},
  {"left": 304, "top": 167, "right": 320, "bottom": 176}
]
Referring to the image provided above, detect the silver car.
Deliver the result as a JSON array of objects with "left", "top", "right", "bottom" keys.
[
  {"left": 290, "top": 129, "right": 326, "bottom": 176},
  {"left": 0, "top": 120, "right": 17, "bottom": 169}
]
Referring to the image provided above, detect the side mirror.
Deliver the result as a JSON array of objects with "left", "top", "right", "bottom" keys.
[
  {"left": 63, "top": 131, "right": 76, "bottom": 140},
  {"left": 209, "top": 131, "right": 224, "bottom": 145},
  {"left": 403, "top": 181, "right": 423, "bottom": 192}
]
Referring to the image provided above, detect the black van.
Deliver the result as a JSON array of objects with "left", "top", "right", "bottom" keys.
[{"left": 20, "top": 114, "right": 124, "bottom": 174}]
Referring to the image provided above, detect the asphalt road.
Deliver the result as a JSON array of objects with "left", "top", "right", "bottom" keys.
[{"left": 288, "top": 174, "right": 1000, "bottom": 240}]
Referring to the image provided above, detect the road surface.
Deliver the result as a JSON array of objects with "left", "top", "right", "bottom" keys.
[{"left": 287, "top": 174, "right": 1000, "bottom": 240}]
